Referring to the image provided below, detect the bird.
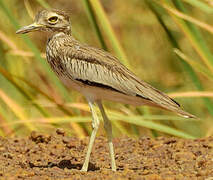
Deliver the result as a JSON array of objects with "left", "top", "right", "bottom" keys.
[{"left": 16, "top": 9, "right": 196, "bottom": 172}]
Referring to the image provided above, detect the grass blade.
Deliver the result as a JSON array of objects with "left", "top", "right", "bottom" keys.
[
  {"left": 87, "top": 0, "right": 130, "bottom": 67},
  {"left": 183, "top": 0, "right": 213, "bottom": 13},
  {"left": 167, "top": 0, "right": 213, "bottom": 72},
  {"left": 0, "top": 89, "right": 35, "bottom": 131},
  {"left": 174, "top": 49, "right": 213, "bottom": 81},
  {"left": 0, "top": 107, "right": 14, "bottom": 136},
  {"left": 35, "top": 0, "right": 50, "bottom": 9},
  {"left": 116, "top": 116, "right": 196, "bottom": 139},
  {"left": 0, "top": 66, "right": 50, "bottom": 116},
  {"left": 161, "top": 3, "right": 213, "bottom": 34},
  {"left": 4, "top": 114, "right": 197, "bottom": 138},
  {"left": 82, "top": 0, "right": 107, "bottom": 50},
  {"left": 169, "top": 91, "right": 213, "bottom": 98}
]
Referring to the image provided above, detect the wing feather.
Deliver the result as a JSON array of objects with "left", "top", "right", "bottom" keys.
[
  {"left": 57, "top": 39, "right": 195, "bottom": 118},
  {"left": 62, "top": 45, "right": 173, "bottom": 102}
]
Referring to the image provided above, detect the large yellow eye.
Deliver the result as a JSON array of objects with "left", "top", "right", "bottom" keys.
[{"left": 48, "top": 16, "right": 58, "bottom": 24}]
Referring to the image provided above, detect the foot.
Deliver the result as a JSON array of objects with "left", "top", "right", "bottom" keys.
[
  {"left": 80, "top": 164, "right": 88, "bottom": 172},
  {"left": 112, "top": 164, "right": 116, "bottom": 172}
]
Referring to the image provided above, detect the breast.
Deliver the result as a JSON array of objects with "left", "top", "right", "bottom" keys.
[
  {"left": 46, "top": 35, "right": 86, "bottom": 94},
  {"left": 46, "top": 35, "right": 66, "bottom": 77}
]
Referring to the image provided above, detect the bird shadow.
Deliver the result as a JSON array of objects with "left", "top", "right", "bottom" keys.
[
  {"left": 58, "top": 160, "right": 100, "bottom": 171},
  {"left": 29, "top": 160, "right": 100, "bottom": 171}
]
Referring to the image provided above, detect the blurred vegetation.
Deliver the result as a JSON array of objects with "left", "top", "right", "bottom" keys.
[{"left": 0, "top": 0, "right": 212, "bottom": 138}]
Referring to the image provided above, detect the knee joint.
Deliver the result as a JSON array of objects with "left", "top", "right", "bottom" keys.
[{"left": 92, "top": 121, "right": 100, "bottom": 130}]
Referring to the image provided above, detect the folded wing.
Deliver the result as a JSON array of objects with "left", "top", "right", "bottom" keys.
[{"left": 60, "top": 42, "right": 195, "bottom": 118}]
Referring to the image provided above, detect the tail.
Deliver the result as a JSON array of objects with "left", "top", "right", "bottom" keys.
[
  {"left": 169, "top": 106, "right": 197, "bottom": 119},
  {"left": 115, "top": 65, "right": 197, "bottom": 119},
  {"left": 157, "top": 97, "right": 197, "bottom": 119},
  {"left": 135, "top": 81, "right": 197, "bottom": 119}
]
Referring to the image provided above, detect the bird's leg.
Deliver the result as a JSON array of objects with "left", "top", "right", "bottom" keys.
[
  {"left": 81, "top": 100, "right": 100, "bottom": 172},
  {"left": 97, "top": 101, "right": 116, "bottom": 171}
]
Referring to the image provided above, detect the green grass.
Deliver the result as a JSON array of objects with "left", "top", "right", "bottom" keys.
[{"left": 0, "top": 0, "right": 212, "bottom": 138}]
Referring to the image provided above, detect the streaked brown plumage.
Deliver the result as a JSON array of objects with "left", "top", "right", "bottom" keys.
[{"left": 16, "top": 9, "right": 196, "bottom": 172}]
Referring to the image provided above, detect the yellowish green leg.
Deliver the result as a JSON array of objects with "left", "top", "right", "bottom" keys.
[
  {"left": 81, "top": 100, "right": 100, "bottom": 171},
  {"left": 97, "top": 101, "right": 116, "bottom": 171}
]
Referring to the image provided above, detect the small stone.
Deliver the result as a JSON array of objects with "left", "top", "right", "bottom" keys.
[
  {"left": 29, "top": 131, "right": 50, "bottom": 144},
  {"left": 62, "top": 137, "right": 70, "bottom": 144},
  {"left": 56, "top": 128, "right": 65, "bottom": 136}
]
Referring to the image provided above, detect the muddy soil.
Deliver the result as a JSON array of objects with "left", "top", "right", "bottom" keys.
[{"left": 0, "top": 130, "right": 213, "bottom": 180}]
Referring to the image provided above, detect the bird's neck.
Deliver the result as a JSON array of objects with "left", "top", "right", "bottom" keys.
[
  {"left": 50, "top": 26, "right": 72, "bottom": 36},
  {"left": 63, "top": 26, "right": 72, "bottom": 35},
  {"left": 50, "top": 30, "right": 72, "bottom": 39},
  {"left": 48, "top": 31, "right": 74, "bottom": 47}
]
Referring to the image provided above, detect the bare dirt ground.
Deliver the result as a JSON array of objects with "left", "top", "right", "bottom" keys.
[{"left": 0, "top": 130, "right": 213, "bottom": 180}]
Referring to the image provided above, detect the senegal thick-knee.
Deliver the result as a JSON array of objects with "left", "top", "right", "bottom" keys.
[{"left": 16, "top": 9, "right": 196, "bottom": 172}]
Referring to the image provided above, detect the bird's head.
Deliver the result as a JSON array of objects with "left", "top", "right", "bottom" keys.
[{"left": 16, "top": 9, "right": 71, "bottom": 34}]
